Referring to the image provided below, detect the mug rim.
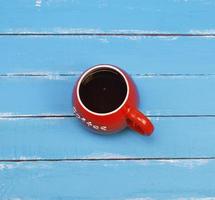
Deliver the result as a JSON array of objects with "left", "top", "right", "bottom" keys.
[{"left": 76, "top": 64, "right": 130, "bottom": 116}]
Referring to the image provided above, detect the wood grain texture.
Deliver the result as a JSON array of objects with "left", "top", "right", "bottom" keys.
[
  {"left": 0, "top": 117, "right": 215, "bottom": 159},
  {"left": 0, "top": 76, "right": 214, "bottom": 116},
  {"left": 0, "top": 36, "right": 215, "bottom": 74},
  {"left": 1, "top": 0, "right": 215, "bottom": 34},
  {"left": 0, "top": 160, "right": 215, "bottom": 199},
  {"left": 1, "top": 0, "right": 215, "bottom": 199}
]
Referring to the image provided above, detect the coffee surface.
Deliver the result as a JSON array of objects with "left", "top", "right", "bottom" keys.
[{"left": 79, "top": 68, "right": 127, "bottom": 113}]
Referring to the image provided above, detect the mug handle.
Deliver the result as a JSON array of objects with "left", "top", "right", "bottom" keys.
[{"left": 126, "top": 107, "right": 154, "bottom": 136}]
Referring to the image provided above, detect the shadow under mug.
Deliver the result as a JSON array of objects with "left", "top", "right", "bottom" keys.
[{"left": 73, "top": 64, "right": 154, "bottom": 136}]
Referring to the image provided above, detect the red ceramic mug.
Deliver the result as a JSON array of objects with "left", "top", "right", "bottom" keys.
[{"left": 72, "top": 64, "right": 154, "bottom": 136}]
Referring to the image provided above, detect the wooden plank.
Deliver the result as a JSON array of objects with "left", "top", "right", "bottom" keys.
[
  {"left": 0, "top": 76, "right": 214, "bottom": 116},
  {"left": 1, "top": 36, "right": 215, "bottom": 74},
  {"left": 0, "top": 160, "right": 215, "bottom": 199},
  {"left": 0, "top": 117, "right": 215, "bottom": 159},
  {"left": 1, "top": 0, "right": 215, "bottom": 34}
]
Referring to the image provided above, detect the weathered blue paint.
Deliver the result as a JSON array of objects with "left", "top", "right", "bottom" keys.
[
  {"left": 1, "top": 0, "right": 215, "bottom": 33},
  {"left": 0, "top": 160, "right": 215, "bottom": 199},
  {"left": 0, "top": 36, "right": 215, "bottom": 74},
  {"left": 0, "top": 117, "right": 215, "bottom": 159},
  {"left": 1, "top": 0, "right": 215, "bottom": 198},
  {"left": 0, "top": 76, "right": 214, "bottom": 116}
]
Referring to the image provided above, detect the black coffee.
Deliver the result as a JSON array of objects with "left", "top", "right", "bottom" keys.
[{"left": 79, "top": 67, "right": 127, "bottom": 113}]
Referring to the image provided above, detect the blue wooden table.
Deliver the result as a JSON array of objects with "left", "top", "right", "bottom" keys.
[{"left": 1, "top": 0, "right": 215, "bottom": 199}]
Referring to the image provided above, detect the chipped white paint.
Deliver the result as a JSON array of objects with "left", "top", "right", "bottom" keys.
[
  {"left": 158, "top": 36, "right": 179, "bottom": 40},
  {"left": 6, "top": 28, "right": 215, "bottom": 40},
  {"left": 158, "top": 159, "right": 209, "bottom": 168},
  {"left": 152, "top": 117, "right": 160, "bottom": 121},
  {"left": 142, "top": 74, "right": 212, "bottom": 80},
  {"left": 112, "top": 29, "right": 163, "bottom": 34},
  {"left": 35, "top": 0, "right": 42, "bottom": 7},
  {"left": 1, "top": 72, "right": 213, "bottom": 79},
  {"left": 133, "top": 160, "right": 150, "bottom": 166},
  {"left": 1, "top": 72, "right": 81, "bottom": 77},
  {"left": 0, "top": 112, "right": 13, "bottom": 117},
  {"left": 99, "top": 38, "right": 109, "bottom": 43},
  {"left": 52, "top": 28, "right": 164, "bottom": 35},
  {"left": 18, "top": 156, "right": 42, "bottom": 160},
  {"left": 0, "top": 118, "right": 19, "bottom": 121},
  {"left": 83, "top": 153, "right": 129, "bottom": 159},
  {"left": 0, "top": 73, "right": 74, "bottom": 81},
  {"left": 0, "top": 113, "right": 17, "bottom": 120},
  {"left": 0, "top": 164, "right": 14, "bottom": 171},
  {"left": 54, "top": 28, "right": 102, "bottom": 34},
  {"left": 126, "top": 159, "right": 210, "bottom": 169},
  {"left": 190, "top": 29, "right": 215, "bottom": 34},
  {"left": 44, "top": 74, "right": 71, "bottom": 80},
  {"left": 177, "top": 198, "right": 215, "bottom": 200}
]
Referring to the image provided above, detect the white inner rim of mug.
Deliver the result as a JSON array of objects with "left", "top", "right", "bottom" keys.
[{"left": 77, "top": 64, "right": 129, "bottom": 116}]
